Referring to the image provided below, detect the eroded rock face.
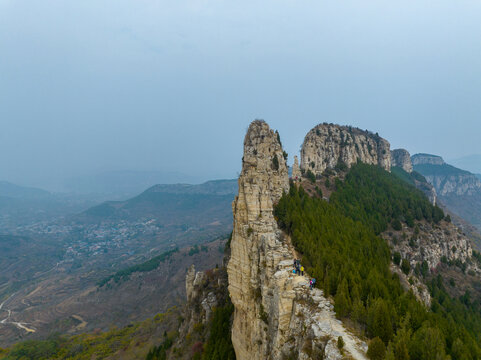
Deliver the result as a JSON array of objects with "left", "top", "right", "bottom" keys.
[
  {"left": 415, "top": 180, "right": 437, "bottom": 206},
  {"left": 388, "top": 221, "right": 472, "bottom": 271},
  {"left": 227, "top": 120, "right": 366, "bottom": 360},
  {"left": 425, "top": 173, "right": 481, "bottom": 197},
  {"left": 227, "top": 119, "right": 290, "bottom": 359},
  {"left": 185, "top": 264, "right": 196, "bottom": 303},
  {"left": 391, "top": 149, "right": 413, "bottom": 173},
  {"left": 387, "top": 220, "right": 475, "bottom": 306},
  {"left": 411, "top": 153, "right": 481, "bottom": 197},
  {"left": 301, "top": 124, "right": 391, "bottom": 176},
  {"left": 292, "top": 155, "right": 301, "bottom": 181},
  {"left": 412, "top": 153, "right": 445, "bottom": 166}
]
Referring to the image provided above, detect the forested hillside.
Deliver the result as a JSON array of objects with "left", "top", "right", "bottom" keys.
[{"left": 275, "top": 163, "right": 481, "bottom": 359}]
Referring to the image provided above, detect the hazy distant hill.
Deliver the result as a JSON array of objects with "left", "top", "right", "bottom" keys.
[
  {"left": 63, "top": 170, "right": 208, "bottom": 197},
  {"left": 0, "top": 181, "right": 51, "bottom": 199},
  {"left": 413, "top": 154, "right": 481, "bottom": 232},
  {"left": 147, "top": 179, "right": 237, "bottom": 195},
  {"left": 450, "top": 154, "right": 481, "bottom": 174},
  {"left": 0, "top": 181, "right": 105, "bottom": 231},
  {"left": 77, "top": 179, "right": 236, "bottom": 228}
]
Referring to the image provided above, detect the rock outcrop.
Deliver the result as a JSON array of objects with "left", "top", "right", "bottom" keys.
[
  {"left": 412, "top": 153, "right": 445, "bottom": 166},
  {"left": 391, "top": 149, "right": 413, "bottom": 173},
  {"left": 185, "top": 264, "right": 196, "bottom": 303},
  {"left": 227, "top": 120, "right": 366, "bottom": 360},
  {"left": 412, "top": 153, "right": 481, "bottom": 196},
  {"left": 425, "top": 172, "right": 481, "bottom": 197},
  {"left": 387, "top": 221, "right": 472, "bottom": 271},
  {"left": 412, "top": 154, "right": 481, "bottom": 230},
  {"left": 415, "top": 180, "right": 437, "bottom": 206},
  {"left": 300, "top": 123, "right": 391, "bottom": 176},
  {"left": 292, "top": 155, "right": 301, "bottom": 181}
]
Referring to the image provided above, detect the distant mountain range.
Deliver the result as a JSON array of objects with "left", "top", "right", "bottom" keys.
[
  {"left": 412, "top": 153, "right": 481, "bottom": 232},
  {"left": 0, "top": 181, "right": 51, "bottom": 199},
  {"left": 62, "top": 170, "right": 209, "bottom": 196},
  {"left": 77, "top": 179, "right": 237, "bottom": 227},
  {"left": 449, "top": 154, "right": 481, "bottom": 175}
]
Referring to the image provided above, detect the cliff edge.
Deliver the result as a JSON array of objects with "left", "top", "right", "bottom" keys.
[{"left": 227, "top": 120, "right": 367, "bottom": 360}]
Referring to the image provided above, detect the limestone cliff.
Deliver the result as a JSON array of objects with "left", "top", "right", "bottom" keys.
[
  {"left": 391, "top": 149, "right": 413, "bottom": 173},
  {"left": 292, "top": 155, "right": 301, "bottom": 181},
  {"left": 412, "top": 154, "right": 481, "bottom": 197},
  {"left": 412, "top": 153, "right": 445, "bottom": 166},
  {"left": 414, "top": 179, "right": 437, "bottom": 206},
  {"left": 300, "top": 123, "right": 391, "bottom": 176},
  {"left": 227, "top": 120, "right": 367, "bottom": 360}
]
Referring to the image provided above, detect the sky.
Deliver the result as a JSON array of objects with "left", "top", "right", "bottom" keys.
[{"left": 1, "top": 0, "right": 481, "bottom": 190}]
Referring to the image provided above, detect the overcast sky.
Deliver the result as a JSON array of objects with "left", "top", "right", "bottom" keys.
[{"left": 1, "top": 0, "right": 481, "bottom": 190}]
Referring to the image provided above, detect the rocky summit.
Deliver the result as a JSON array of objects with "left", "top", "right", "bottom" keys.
[
  {"left": 300, "top": 123, "right": 391, "bottom": 176},
  {"left": 227, "top": 120, "right": 367, "bottom": 360},
  {"left": 391, "top": 149, "right": 413, "bottom": 173}
]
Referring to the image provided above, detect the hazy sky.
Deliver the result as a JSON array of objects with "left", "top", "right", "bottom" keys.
[{"left": 1, "top": 0, "right": 481, "bottom": 190}]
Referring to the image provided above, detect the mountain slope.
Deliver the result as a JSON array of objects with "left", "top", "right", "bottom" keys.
[
  {"left": 0, "top": 239, "right": 226, "bottom": 347},
  {"left": 0, "top": 181, "right": 51, "bottom": 199},
  {"left": 412, "top": 154, "right": 481, "bottom": 232},
  {"left": 79, "top": 180, "right": 236, "bottom": 225}
]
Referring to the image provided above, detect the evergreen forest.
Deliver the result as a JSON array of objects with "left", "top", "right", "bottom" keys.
[{"left": 274, "top": 163, "right": 481, "bottom": 359}]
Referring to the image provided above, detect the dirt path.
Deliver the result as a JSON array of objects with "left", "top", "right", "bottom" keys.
[
  {"left": 72, "top": 314, "right": 88, "bottom": 331},
  {"left": 0, "top": 293, "right": 36, "bottom": 333}
]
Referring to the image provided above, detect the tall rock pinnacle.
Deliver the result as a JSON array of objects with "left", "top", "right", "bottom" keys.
[
  {"left": 227, "top": 120, "right": 290, "bottom": 359},
  {"left": 227, "top": 120, "right": 367, "bottom": 360}
]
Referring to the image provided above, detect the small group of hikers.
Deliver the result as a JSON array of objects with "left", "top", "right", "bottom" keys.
[
  {"left": 293, "top": 258, "right": 304, "bottom": 276},
  {"left": 293, "top": 258, "right": 316, "bottom": 290}
]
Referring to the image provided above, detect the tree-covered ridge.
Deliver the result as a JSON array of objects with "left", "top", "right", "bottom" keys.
[
  {"left": 274, "top": 167, "right": 481, "bottom": 359},
  {"left": 329, "top": 162, "right": 445, "bottom": 234},
  {"left": 390, "top": 166, "right": 428, "bottom": 187},
  {"left": 414, "top": 163, "right": 472, "bottom": 177}
]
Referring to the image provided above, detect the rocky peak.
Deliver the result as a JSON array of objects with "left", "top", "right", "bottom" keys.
[
  {"left": 412, "top": 153, "right": 445, "bottom": 166},
  {"left": 301, "top": 123, "right": 391, "bottom": 176},
  {"left": 227, "top": 120, "right": 367, "bottom": 360},
  {"left": 391, "top": 149, "right": 413, "bottom": 173},
  {"left": 239, "top": 120, "right": 289, "bottom": 208}
]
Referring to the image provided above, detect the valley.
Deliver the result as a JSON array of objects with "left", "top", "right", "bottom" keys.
[{"left": 0, "top": 180, "right": 235, "bottom": 347}]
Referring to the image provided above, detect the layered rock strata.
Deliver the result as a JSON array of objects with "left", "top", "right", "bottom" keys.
[
  {"left": 300, "top": 123, "right": 391, "bottom": 176},
  {"left": 412, "top": 153, "right": 445, "bottom": 166},
  {"left": 391, "top": 149, "right": 413, "bottom": 173},
  {"left": 411, "top": 153, "right": 481, "bottom": 196},
  {"left": 227, "top": 120, "right": 366, "bottom": 360}
]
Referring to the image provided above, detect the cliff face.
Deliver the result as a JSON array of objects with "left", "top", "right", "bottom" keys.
[
  {"left": 414, "top": 180, "right": 437, "bottom": 206},
  {"left": 227, "top": 120, "right": 367, "bottom": 360},
  {"left": 300, "top": 123, "right": 391, "bottom": 176},
  {"left": 412, "top": 153, "right": 445, "bottom": 166},
  {"left": 412, "top": 154, "right": 481, "bottom": 232},
  {"left": 412, "top": 154, "right": 481, "bottom": 197},
  {"left": 391, "top": 149, "right": 413, "bottom": 173},
  {"left": 430, "top": 174, "right": 481, "bottom": 197}
]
